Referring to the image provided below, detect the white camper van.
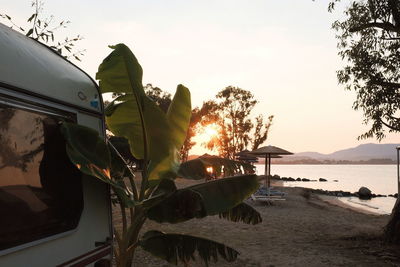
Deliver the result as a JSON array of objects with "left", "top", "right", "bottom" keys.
[{"left": 0, "top": 23, "right": 112, "bottom": 266}]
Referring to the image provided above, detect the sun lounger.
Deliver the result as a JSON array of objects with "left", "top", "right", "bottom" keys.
[
  {"left": 251, "top": 186, "right": 286, "bottom": 205},
  {"left": 255, "top": 186, "right": 286, "bottom": 197},
  {"left": 250, "top": 194, "right": 285, "bottom": 205}
]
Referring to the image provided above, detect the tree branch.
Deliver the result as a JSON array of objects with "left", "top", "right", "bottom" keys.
[
  {"left": 388, "top": 0, "right": 400, "bottom": 27},
  {"left": 349, "top": 21, "right": 400, "bottom": 33},
  {"left": 369, "top": 79, "right": 400, "bottom": 89},
  {"left": 380, "top": 118, "right": 400, "bottom": 131}
]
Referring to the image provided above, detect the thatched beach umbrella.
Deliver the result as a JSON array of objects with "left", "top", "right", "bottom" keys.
[
  {"left": 249, "top": 145, "right": 293, "bottom": 187},
  {"left": 235, "top": 150, "right": 259, "bottom": 163}
]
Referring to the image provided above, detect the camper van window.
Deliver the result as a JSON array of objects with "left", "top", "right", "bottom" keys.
[{"left": 0, "top": 104, "right": 83, "bottom": 251}]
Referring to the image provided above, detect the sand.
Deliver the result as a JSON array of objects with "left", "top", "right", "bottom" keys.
[{"left": 113, "top": 178, "right": 400, "bottom": 267}]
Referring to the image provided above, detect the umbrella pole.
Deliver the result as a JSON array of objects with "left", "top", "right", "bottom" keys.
[
  {"left": 268, "top": 154, "right": 271, "bottom": 187},
  {"left": 264, "top": 154, "right": 267, "bottom": 187}
]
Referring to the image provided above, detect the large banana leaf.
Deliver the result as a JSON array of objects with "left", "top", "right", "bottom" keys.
[
  {"left": 219, "top": 202, "right": 262, "bottom": 225},
  {"left": 147, "top": 175, "right": 259, "bottom": 223},
  {"left": 96, "top": 44, "right": 171, "bottom": 163},
  {"left": 97, "top": 44, "right": 192, "bottom": 187},
  {"left": 167, "top": 84, "right": 192, "bottom": 149},
  {"left": 60, "top": 122, "right": 135, "bottom": 207},
  {"left": 104, "top": 99, "right": 144, "bottom": 159},
  {"left": 141, "top": 179, "right": 177, "bottom": 209},
  {"left": 146, "top": 149, "right": 181, "bottom": 186},
  {"left": 60, "top": 122, "right": 111, "bottom": 183},
  {"left": 145, "top": 85, "right": 192, "bottom": 184},
  {"left": 147, "top": 189, "right": 206, "bottom": 223},
  {"left": 178, "top": 155, "right": 255, "bottom": 180},
  {"left": 140, "top": 230, "right": 239, "bottom": 266},
  {"left": 96, "top": 44, "right": 144, "bottom": 95}
]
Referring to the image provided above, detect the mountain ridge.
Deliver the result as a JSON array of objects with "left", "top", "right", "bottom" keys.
[{"left": 295, "top": 143, "right": 400, "bottom": 161}]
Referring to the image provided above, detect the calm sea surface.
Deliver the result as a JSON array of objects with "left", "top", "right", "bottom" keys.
[{"left": 255, "top": 164, "right": 398, "bottom": 214}]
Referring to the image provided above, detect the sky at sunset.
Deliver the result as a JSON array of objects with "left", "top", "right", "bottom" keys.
[{"left": 2, "top": 0, "right": 399, "bottom": 154}]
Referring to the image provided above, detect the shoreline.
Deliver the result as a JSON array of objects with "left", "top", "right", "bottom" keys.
[
  {"left": 256, "top": 165, "right": 398, "bottom": 199},
  {"left": 269, "top": 179, "right": 393, "bottom": 216},
  {"left": 317, "top": 194, "right": 382, "bottom": 216}
]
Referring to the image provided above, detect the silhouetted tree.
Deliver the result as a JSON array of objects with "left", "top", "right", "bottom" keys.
[
  {"left": 251, "top": 114, "right": 274, "bottom": 151},
  {"left": 180, "top": 101, "right": 221, "bottom": 162},
  {"left": 330, "top": 0, "right": 400, "bottom": 140},
  {"left": 144, "top": 84, "right": 172, "bottom": 113},
  {"left": 204, "top": 86, "right": 273, "bottom": 159},
  {"left": 330, "top": 0, "right": 400, "bottom": 244}
]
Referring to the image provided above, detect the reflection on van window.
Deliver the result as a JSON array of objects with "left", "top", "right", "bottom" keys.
[{"left": 0, "top": 104, "right": 83, "bottom": 250}]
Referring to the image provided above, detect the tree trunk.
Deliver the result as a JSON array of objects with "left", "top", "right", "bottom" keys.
[{"left": 384, "top": 198, "right": 400, "bottom": 243}]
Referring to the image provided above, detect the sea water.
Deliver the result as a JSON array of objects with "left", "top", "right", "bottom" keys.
[{"left": 255, "top": 164, "right": 398, "bottom": 215}]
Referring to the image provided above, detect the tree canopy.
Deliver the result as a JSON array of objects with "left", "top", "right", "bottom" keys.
[
  {"left": 203, "top": 86, "right": 273, "bottom": 159},
  {"left": 330, "top": 0, "right": 400, "bottom": 244},
  {"left": 331, "top": 0, "right": 400, "bottom": 140}
]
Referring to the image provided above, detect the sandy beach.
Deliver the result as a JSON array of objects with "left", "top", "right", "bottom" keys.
[{"left": 113, "top": 178, "right": 400, "bottom": 267}]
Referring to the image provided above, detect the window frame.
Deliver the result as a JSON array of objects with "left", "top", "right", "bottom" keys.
[{"left": 0, "top": 92, "right": 84, "bottom": 256}]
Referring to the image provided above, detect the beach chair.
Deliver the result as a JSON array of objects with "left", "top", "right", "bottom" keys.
[
  {"left": 256, "top": 186, "right": 286, "bottom": 197},
  {"left": 251, "top": 186, "right": 286, "bottom": 205}
]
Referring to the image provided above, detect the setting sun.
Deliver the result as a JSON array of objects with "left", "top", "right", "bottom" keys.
[{"left": 204, "top": 124, "right": 218, "bottom": 138}]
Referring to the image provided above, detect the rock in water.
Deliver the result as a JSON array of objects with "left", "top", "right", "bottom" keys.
[
  {"left": 358, "top": 187, "right": 372, "bottom": 200},
  {"left": 272, "top": 174, "right": 280, "bottom": 180}
]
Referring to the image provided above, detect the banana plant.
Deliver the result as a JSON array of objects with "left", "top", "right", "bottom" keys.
[{"left": 61, "top": 44, "right": 262, "bottom": 267}]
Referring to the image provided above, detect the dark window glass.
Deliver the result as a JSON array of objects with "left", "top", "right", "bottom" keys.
[{"left": 0, "top": 104, "right": 83, "bottom": 250}]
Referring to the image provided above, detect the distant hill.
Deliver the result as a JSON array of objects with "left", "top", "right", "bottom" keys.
[
  {"left": 188, "top": 143, "right": 400, "bottom": 164},
  {"left": 293, "top": 143, "right": 400, "bottom": 162}
]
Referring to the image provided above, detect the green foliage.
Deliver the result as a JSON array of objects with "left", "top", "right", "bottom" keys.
[
  {"left": 111, "top": 84, "right": 200, "bottom": 162},
  {"left": 146, "top": 84, "right": 192, "bottom": 182},
  {"left": 331, "top": 0, "right": 400, "bottom": 140},
  {"left": 219, "top": 202, "right": 262, "bottom": 225},
  {"left": 140, "top": 231, "right": 239, "bottom": 266},
  {"left": 63, "top": 44, "right": 262, "bottom": 267},
  {"left": 147, "top": 175, "right": 259, "bottom": 223},
  {"left": 0, "top": 0, "right": 85, "bottom": 61},
  {"left": 60, "top": 122, "right": 112, "bottom": 183},
  {"left": 167, "top": 85, "right": 192, "bottom": 150},
  {"left": 97, "top": 44, "right": 174, "bottom": 168},
  {"left": 60, "top": 122, "right": 136, "bottom": 208}
]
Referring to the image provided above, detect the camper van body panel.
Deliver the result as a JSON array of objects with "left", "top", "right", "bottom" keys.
[
  {"left": 0, "top": 92, "right": 111, "bottom": 266},
  {"left": 0, "top": 23, "right": 112, "bottom": 266},
  {"left": 0, "top": 23, "right": 101, "bottom": 114}
]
